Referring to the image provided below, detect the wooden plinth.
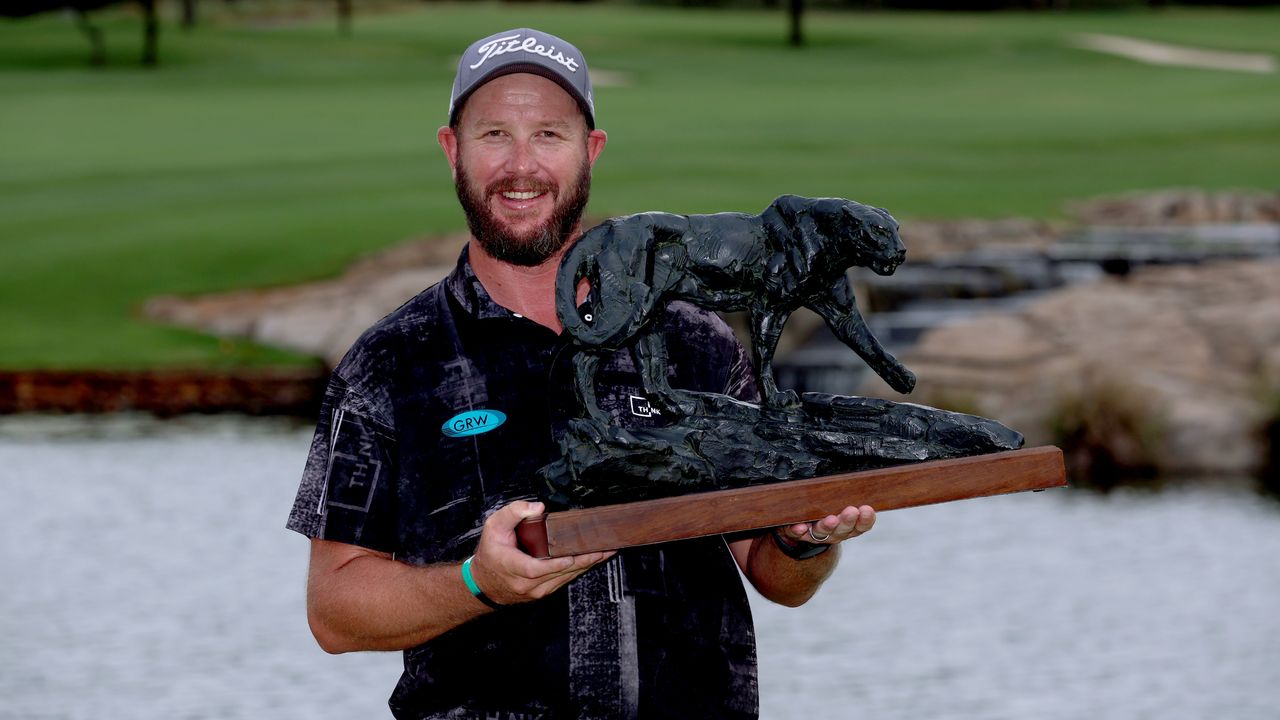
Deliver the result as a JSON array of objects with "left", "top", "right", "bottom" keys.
[{"left": 517, "top": 446, "right": 1066, "bottom": 558}]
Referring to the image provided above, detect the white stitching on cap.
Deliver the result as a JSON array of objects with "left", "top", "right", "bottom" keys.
[{"left": 470, "top": 33, "right": 580, "bottom": 73}]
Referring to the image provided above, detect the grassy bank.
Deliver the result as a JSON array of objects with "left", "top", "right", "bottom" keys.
[{"left": 2, "top": 3, "right": 1277, "bottom": 368}]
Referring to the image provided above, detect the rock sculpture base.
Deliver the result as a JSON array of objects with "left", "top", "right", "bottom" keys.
[{"left": 538, "top": 391, "right": 1024, "bottom": 510}]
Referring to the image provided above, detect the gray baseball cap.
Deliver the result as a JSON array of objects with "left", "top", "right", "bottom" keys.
[{"left": 448, "top": 28, "right": 595, "bottom": 129}]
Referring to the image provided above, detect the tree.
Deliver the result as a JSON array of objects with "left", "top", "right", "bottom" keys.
[
  {"left": 788, "top": 0, "right": 804, "bottom": 47},
  {"left": 337, "top": 0, "right": 351, "bottom": 36},
  {"left": 0, "top": 0, "right": 158, "bottom": 65}
]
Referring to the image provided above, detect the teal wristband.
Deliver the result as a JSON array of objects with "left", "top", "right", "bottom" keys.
[{"left": 461, "top": 556, "right": 501, "bottom": 609}]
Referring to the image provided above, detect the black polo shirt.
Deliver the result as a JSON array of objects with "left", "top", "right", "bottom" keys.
[{"left": 287, "top": 249, "right": 761, "bottom": 719}]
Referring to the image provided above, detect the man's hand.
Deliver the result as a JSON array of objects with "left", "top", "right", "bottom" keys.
[
  {"left": 729, "top": 504, "right": 876, "bottom": 607},
  {"left": 776, "top": 504, "right": 876, "bottom": 548},
  {"left": 467, "top": 500, "right": 615, "bottom": 606},
  {"left": 306, "top": 500, "right": 612, "bottom": 653}
]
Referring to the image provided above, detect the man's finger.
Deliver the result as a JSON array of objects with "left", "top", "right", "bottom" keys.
[
  {"left": 527, "top": 552, "right": 615, "bottom": 597},
  {"left": 488, "top": 548, "right": 612, "bottom": 588},
  {"left": 853, "top": 505, "right": 876, "bottom": 534},
  {"left": 834, "top": 505, "right": 876, "bottom": 538},
  {"left": 519, "top": 550, "right": 612, "bottom": 580},
  {"left": 780, "top": 505, "right": 876, "bottom": 545},
  {"left": 828, "top": 506, "right": 862, "bottom": 537},
  {"left": 485, "top": 500, "right": 546, "bottom": 534}
]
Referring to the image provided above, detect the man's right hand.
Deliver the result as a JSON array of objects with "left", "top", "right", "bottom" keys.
[{"left": 466, "top": 500, "right": 614, "bottom": 607}]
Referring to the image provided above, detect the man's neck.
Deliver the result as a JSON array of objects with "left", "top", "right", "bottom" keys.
[{"left": 467, "top": 239, "right": 568, "bottom": 333}]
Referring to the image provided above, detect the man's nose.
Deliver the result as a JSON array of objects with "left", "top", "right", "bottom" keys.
[{"left": 504, "top": 139, "right": 539, "bottom": 175}]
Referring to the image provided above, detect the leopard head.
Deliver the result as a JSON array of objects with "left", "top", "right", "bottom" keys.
[{"left": 815, "top": 199, "right": 905, "bottom": 276}]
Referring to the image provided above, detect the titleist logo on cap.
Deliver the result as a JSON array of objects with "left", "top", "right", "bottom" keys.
[{"left": 470, "top": 33, "right": 580, "bottom": 73}]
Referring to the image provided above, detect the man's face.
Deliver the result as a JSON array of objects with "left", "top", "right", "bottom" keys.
[
  {"left": 453, "top": 151, "right": 591, "bottom": 268},
  {"left": 441, "top": 73, "right": 607, "bottom": 267}
]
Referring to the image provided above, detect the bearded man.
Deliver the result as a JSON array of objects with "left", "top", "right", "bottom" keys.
[{"left": 288, "top": 28, "right": 875, "bottom": 719}]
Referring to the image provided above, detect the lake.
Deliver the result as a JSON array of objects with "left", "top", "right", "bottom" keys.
[{"left": 2, "top": 415, "right": 1277, "bottom": 719}]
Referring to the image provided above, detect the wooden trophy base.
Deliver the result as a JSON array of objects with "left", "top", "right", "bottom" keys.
[{"left": 518, "top": 446, "right": 1066, "bottom": 558}]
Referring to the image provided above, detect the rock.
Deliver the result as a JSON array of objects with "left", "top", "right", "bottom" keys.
[
  {"left": 540, "top": 391, "right": 1024, "bottom": 509},
  {"left": 0, "top": 368, "right": 324, "bottom": 416},
  {"left": 144, "top": 233, "right": 469, "bottom": 366},
  {"left": 1066, "top": 189, "right": 1280, "bottom": 226},
  {"left": 860, "top": 258, "right": 1280, "bottom": 476},
  {"left": 897, "top": 217, "right": 1060, "bottom": 262}
]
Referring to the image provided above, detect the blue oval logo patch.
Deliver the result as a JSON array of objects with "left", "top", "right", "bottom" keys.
[{"left": 442, "top": 410, "right": 506, "bottom": 438}]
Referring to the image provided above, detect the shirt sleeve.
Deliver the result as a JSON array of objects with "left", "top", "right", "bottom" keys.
[{"left": 286, "top": 373, "right": 398, "bottom": 554}]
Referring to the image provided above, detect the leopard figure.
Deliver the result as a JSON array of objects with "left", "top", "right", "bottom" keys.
[{"left": 556, "top": 195, "right": 916, "bottom": 420}]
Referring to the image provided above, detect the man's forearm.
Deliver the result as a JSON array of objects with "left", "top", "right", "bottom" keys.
[
  {"left": 306, "top": 541, "right": 490, "bottom": 654},
  {"left": 731, "top": 505, "right": 874, "bottom": 606},
  {"left": 739, "top": 532, "right": 839, "bottom": 607},
  {"left": 305, "top": 502, "right": 612, "bottom": 654}
]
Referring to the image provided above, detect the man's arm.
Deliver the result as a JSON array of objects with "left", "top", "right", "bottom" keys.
[
  {"left": 727, "top": 505, "right": 875, "bottom": 607},
  {"left": 306, "top": 500, "right": 613, "bottom": 654}
]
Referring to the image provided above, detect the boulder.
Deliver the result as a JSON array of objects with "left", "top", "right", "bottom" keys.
[
  {"left": 1066, "top": 189, "right": 1280, "bottom": 226},
  {"left": 144, "top": 233, "right": 468, "bottom": 366},
  {"left": 897, "top": 217, "right": 1060, "bottom": 261},
  {"left": 860, "top": 258, "right": 1280, "bottom": 476}
]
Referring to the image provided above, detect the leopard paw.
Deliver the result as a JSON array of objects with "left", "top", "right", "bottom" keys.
[
  {"left": 885, "top": 367, "right": 917, "bottom": 394},
  {"left": 765, "top": 389, "right": 801, "bottom": 408}
]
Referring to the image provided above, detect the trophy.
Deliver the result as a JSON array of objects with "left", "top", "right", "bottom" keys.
[{"left": 519, "top": 196, "right": 1064, "bottom": 557}]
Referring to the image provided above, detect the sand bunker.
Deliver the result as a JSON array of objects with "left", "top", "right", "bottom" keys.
[{"left": 1071, "top": 33, "right": 1275, "bottom": 74}]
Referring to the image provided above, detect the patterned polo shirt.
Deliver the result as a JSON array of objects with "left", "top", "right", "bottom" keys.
[{"left": 287, "top": 248, "right": 761, "bottom": 719}]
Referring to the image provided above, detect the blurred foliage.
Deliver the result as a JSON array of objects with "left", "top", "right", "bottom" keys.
[
  {"left": 1, "top": 2, "right": 1278, "bottom": 368},
  {"left": 622, "top": 0, "right": 1280, "bottom": 7},
  {"left": 1048, "top": 370, "right": 1166, "bottom": 489},
  {"left": 1259, "top": 388, "right": 1280, "bottom": 497}
]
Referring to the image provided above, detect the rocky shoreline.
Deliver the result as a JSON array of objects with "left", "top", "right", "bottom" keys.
[
  {"left": 0, "top": 368, "right": 326, "bottom": 417},
  {"left": 862, "top": 258, "right": 1280, "bottom": 479}
]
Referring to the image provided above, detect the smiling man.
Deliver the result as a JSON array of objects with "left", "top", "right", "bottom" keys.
[{"left": 288, "top": 28, "right": 875, "bottom": 719}]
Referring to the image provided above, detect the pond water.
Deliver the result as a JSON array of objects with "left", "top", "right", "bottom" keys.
[{"left": 2, "top": 415, "right": 1277, "bottom": 720}]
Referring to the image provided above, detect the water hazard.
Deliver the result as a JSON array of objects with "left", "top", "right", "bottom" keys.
[{"left": 2, "top": 415, "right": 1277, "bottom": 719}]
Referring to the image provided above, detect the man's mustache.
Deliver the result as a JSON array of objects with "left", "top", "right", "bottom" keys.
[{"left": 488, "top": 178, "right": 557, "bottom": 196}]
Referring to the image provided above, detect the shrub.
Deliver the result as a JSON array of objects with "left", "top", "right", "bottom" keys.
[
  {"left": 1258, "top": 389, "right": 1280, "bottom": 498},
  {"left": 1048, "top": 369, "right": 1166, "bottom": 490}
]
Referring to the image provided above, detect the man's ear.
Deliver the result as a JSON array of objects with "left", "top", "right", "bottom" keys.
[
  {"left": 437, "top": 126, "right": 459, "bottom": 179},
  {"left": 586, "top": 129, "right": 608, "bottom": 169}
]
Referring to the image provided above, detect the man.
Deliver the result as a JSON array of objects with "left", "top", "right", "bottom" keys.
[{"left": 288, "top": 28, "right": 876, "bottom": 719}]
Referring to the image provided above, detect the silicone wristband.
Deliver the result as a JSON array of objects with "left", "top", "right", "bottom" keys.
[{"left": 461, "top": 556, "right": 502, "bottom": 609}]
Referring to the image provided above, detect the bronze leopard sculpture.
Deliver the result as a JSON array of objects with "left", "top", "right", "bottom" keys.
[{"left": 556, "top": 195, "right": 916, "bottom": 420}]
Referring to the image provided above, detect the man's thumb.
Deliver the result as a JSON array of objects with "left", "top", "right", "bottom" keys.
[{"left": 489, "top": 500, "right": 545, "bottom": 530}]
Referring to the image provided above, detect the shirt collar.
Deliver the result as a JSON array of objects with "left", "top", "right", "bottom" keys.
[{"left": 445, "top": 245, "right": 521, "bottom": 321}]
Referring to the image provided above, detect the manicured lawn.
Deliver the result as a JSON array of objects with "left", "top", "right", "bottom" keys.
[{"left": 2, "top": 2, "right": 1277, "bottom": 368}]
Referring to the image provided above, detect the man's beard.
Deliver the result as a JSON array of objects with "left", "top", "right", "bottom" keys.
[{"left": 455, "top": 161, "right": 592, "bottom": 267}]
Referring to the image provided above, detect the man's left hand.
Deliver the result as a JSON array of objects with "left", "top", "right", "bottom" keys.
[
  {"left": 778, "top": 504, "right": 876, "bottom": 547},
  {"left": 730, "top": 504, "right": 876, "bottom": 606}
]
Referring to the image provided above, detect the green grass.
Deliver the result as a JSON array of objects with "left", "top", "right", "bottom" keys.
[{"left": 2, "top": 2, "right": 1278, "bottom": 368}]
